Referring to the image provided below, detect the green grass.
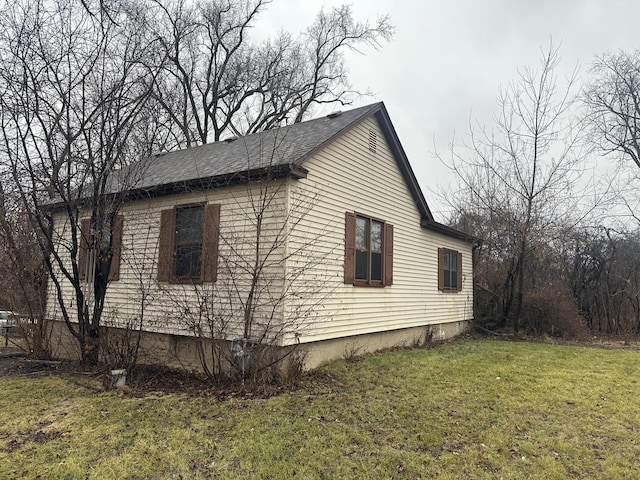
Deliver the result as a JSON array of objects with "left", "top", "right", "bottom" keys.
[{"left": 2, "top": 339, "right": 640, "bottom": 479}]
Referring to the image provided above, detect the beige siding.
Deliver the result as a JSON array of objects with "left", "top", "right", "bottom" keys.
[
  {"left": 286, "top": 117, "right": 474, "bottom": 343},
  {"left": 47, "top": 182, "right": 289, "bottom": 340},
  {"left": 46, "top": 116, "right": 474, "bottom": 349}
]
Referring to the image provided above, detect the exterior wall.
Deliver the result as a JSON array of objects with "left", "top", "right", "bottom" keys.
[
  {"left": 46, "top": 181, "right": 289, "bottom": 340},
  {"left": 45, "top": 113, "right": 474, "bottom": 365},
  {"left": 286, "top": 117, "right": 474, "bottom": 344}
]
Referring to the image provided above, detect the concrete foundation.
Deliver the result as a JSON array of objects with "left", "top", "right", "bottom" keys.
[
  {"left": 299, "top": 320, "right": 470, "bottom": 369},
  {"left": 46, "top": 319, "right": 470, "bottom": 372}
]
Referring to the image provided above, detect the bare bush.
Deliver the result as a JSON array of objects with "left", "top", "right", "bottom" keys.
[{"left": 520, "top": 289, "right": 586, "bottom": 338}]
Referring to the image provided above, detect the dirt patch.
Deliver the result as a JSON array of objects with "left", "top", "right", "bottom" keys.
[
  {"left": 0, "top": 355, "right": 66, "bottom": 377},
  {"left": 119, "top": 364, "right": 294, "bottom": 399},
  {"left": 0, "top": 353, "right": 202, "bottom": 389},
  {"left": 0, "top": 353, "right": 292, "bottom": 399},
  {"left": 122, "top": 364, "right": 214, "bottom": 395},
  {"left": 0, "top": 428, "right": 65, "bottom": 453}
]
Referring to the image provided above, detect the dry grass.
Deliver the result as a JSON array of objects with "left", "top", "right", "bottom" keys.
[{"left": 1, "top": 338, "right": 640, "bottom": 478}]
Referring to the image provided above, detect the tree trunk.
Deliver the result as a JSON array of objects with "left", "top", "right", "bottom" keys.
[
  {"left": 81, "top": 331, "right": 100, "bottom": 366},
  {"left": 511, "top": 261, "right": 525, "bottom": 334}
]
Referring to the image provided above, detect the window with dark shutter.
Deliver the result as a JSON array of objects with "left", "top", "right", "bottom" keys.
[
  {"left": 78, "top": 219, "right": 91, "bottom": 281},
  {"left": 174, "top": 205, "right": 204, "bottom": 279},
  {"left": 158, "top": 204, "right": 220, "bottom": 283},
  {"left": 438, "top": 247, "right": 462, "bottom": 292},
  {"left": 108, "top": 215, "right": 123, "bottom": 281},
  {"left": 157, "top": 209, "right": 175, "bottom": 282},
  {"left": 345, "top": 211, "right": 393, "bottom": 287},
  {"left": 202, "top": 204, "right": 220, "bottom": 283}
]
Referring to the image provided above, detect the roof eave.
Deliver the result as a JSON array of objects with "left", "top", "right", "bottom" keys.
[
  {"left": 123, "top": 163, "right": 307, "bottom": 201},
  {"left": 420, "top": 218, "right": 481, "bottom": 244},
  {"left": 373, "top": 105, "right": 435, "bottom": 223},
  {"left": 44, "top": 163, "right": 307, "bottom": 211}
]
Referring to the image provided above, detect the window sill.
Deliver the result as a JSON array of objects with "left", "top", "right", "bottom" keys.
[
  {"left": 354, "top": 281, "right": 386, "bottom": 288},
  {"left": 169, "top": 277, "right": 204, "bottom": 285}
]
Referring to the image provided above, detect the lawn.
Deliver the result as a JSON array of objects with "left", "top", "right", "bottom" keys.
[{"left": 1, "top": 339, "right": 640, "bottom": 479}]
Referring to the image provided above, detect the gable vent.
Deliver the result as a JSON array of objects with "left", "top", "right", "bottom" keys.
[
  {"left": 368, "top": 129, "right": 378, "bottom": 154},
  {"left": 327, "top": 111, "right": 342, "bottom": 119}
]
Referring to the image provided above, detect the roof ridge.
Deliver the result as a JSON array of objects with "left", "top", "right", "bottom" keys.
[
  {"left": 152, "top": 102, "right": 384, "bottom": 157},
  {"left": 44, "top": 102, "right": 387, "bottom": 209}
]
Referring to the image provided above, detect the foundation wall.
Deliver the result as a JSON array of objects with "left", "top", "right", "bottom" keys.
[
  {"left": 47, "top": 319, "right": 470, "bottom": 372},
  {"left": 48, "top": 320, "right": 219, "bottom": 372},
  {"left": 299, "top": 320, "right": 470, "bottom": 369}
]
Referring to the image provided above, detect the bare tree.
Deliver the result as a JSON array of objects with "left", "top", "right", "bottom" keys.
[
  {"left": 150, "top": 0, "right": 393, "bottom": 148},
  {"left": 583, "top": 49, "right": 640, "bottom": 223},
  {"left": 165, "top": 136, "right": 333, "bottom": 384},
  {"left": 0, "top": 0, "right": 391, "bottom": 367},
  {"left": 0, "top": 0, "right": 164, "bottom": 364},
  {"left": 570, "top": 227, "right": 640, "bottom": 336},
  {"left": 446, "top": 45, "right": 589, "bottom": 332},
  {"left": 584, "top": 50, "right": 640, "bottom": 170},
  {"left": 0, "top": 178, "right": 49, "bottom": 355}
]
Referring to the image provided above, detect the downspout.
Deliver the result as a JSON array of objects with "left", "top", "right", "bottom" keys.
[{"left": 471, "top": 240, "right": 482, "bottom": 325}]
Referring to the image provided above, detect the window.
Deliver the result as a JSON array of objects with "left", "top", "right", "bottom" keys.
[
  {"left": 438, "top": 248, "right": 462, "bottom": 292},
  {"left": 158, "top": 203, "right": 220, "bottom": 283},
  {"left": 175, "top": 206, "right": 204, "bottom": 279},
  {"left": 344, "top": 212, "right": 393, "bottom": 286},
  {"left": 78, "top": 215, "right": 123, "bottom": 282}
]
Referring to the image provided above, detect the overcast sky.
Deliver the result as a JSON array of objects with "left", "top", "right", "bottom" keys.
[{"left": 260, "top": 0, "right": 640, "bottom": 221}]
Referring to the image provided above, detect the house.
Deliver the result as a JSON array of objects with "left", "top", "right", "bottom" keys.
[{"left": 46, "top": 102, "right": 477, "bottom": 370}]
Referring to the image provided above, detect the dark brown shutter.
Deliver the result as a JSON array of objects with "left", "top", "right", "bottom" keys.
[
  {"left": 457, "top": 251, "right": 463, "bottom": 292},
  {"left": 78, "top": 218, "right": 91, "bottom": 281},
  {"left": 202, "top": 204, "right": 220, "bottom": 282},
  {"left": 437, "top": 247, "right": 444, "bottom": 291},
  {"left": 158, "top": 209, "right": 175, "bottom": 282},
  {"left": 344, "top": 212, "right": 356, "bottom": 284},
  {"left": 108, "top": 215, "right": 123, "bottom": 281},
  {"left": 384, "top": 223, "right": 393, "bottom": 286}
]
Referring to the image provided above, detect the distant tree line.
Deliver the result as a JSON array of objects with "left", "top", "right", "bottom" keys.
[{"left": 447, "top": 45, "right": 640, "bottom": 337}]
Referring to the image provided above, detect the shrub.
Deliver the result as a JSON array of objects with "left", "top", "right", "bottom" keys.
[{"left": 520, "top": 288, "right": 587, "bottom": 338}]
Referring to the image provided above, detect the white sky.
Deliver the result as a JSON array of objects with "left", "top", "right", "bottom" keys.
[{"left": 259, "top": 0, "right": 640, "bottom": 221}]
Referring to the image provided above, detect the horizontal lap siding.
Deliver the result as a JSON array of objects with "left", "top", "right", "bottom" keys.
[
  {"left": 47, "top": 182, "right": 288, "bottom": 338},
  {"left": 45, "top": 120, "right": 474, "bottom": 345},
  {"left": 286, "top": 118, "right": 474, "bottom": 343}
]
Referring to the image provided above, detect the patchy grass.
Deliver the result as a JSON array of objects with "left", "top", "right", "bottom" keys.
[{"left": 1, "top": 339, "right": 640, "bottom": 479}]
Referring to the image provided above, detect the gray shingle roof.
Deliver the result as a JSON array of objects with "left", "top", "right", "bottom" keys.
[
  {"left": 131, "top": 102, "right": 382, "bottom": 192},
  {"left": 48, "top": 100, "right": 478, "bottom": 243}
]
